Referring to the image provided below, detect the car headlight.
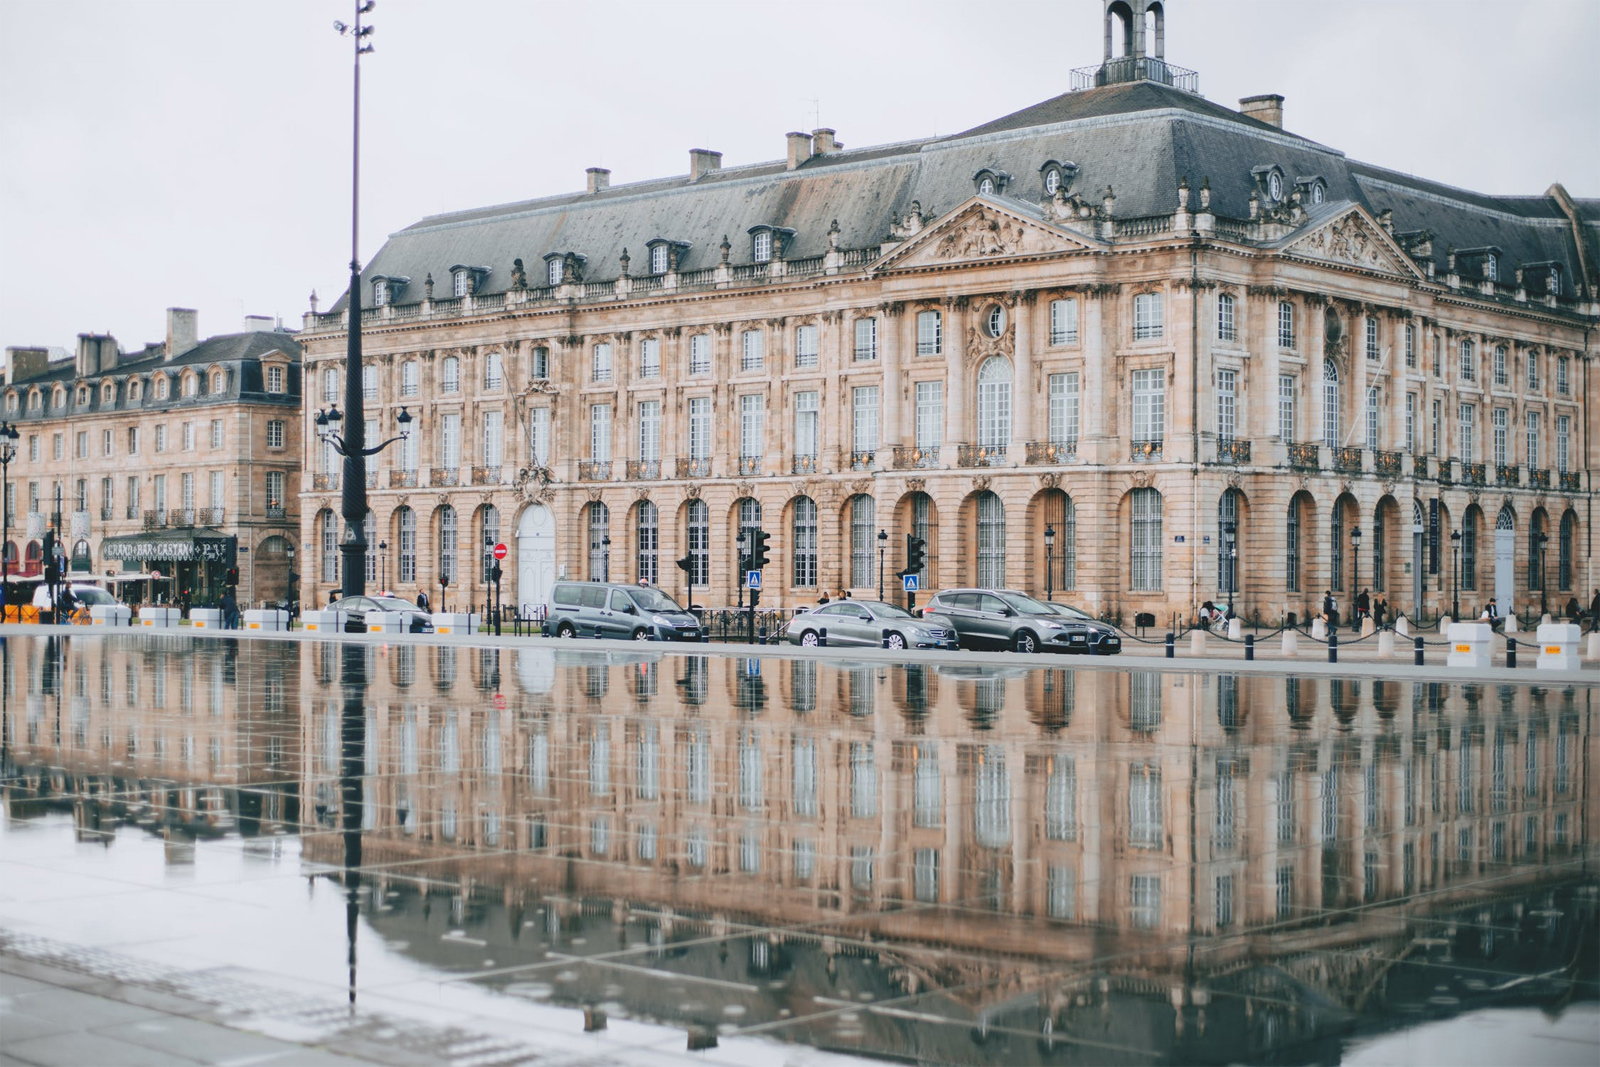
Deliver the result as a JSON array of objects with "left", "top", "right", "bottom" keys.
[{"left": 651, "top": 615, "right": 671, "bottom": 625}]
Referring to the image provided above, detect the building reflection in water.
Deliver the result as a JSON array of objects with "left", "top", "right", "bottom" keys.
[{"left": 2, "top": 635, "right": 1595, "bottom": 1063}]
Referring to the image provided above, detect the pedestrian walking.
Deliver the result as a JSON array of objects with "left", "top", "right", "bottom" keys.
[
  {"left": 220, "top": 588, "right": 240, "bottom": 630},
  {"left": 1590, "top": 589, "right": 1600, "bottom": 632}
]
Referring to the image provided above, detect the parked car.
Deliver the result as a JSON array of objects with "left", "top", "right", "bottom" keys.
[
  {"left": 784, "top": 600, "right": 959, "bottom": 650},
  {"left": 31, "top": 583, "right": 119, "bottom": 611},
  {"left": 330, "top": 595, "right": 434, "bottom": 633},
  {"left": 922, "top": 588, "right": 1120, "bottom": 654},
  {"left": 1035, "top": 600, "right": 1124, "bottom": 655},
  {"left": 543, "top": 582, "right": 702, "bottom": 641}
]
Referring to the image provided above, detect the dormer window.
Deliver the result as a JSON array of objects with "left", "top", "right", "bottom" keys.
[
  {"left": 453, "top": 269, "right": 470, "bottom": 297},
  {"left": 753, "top": 230, "right": 772, "bottom": 263},
  {"left": 373, "top": 278, "right": 389, "bottom": 306},
  {"left": 1547, "top": 265, "right": 1561, "bottom": 295},
  {"left": 4, "top": 393, "right": 14, "bottom": 413},
  {"left": 650, "top": 244, "right": 668, "bottom": 274},
  {"left": 547, "top": 258, "right": 563, "bottom": 286},
  {"left": 644, "top": 238, "right": 689, "bottom": 275},
  {"left": 1483, "top": 253, "right": 1497, "bottom": 282},
  {"left": 155, "top": 377, "right": 169, "bottom": 401},
  {"left": 53, "top": 388, "right": 65, "bottom": 408},
  {"left": 973, "top": 169, "right": 1010, "bottom": 197},
  {"left": 101, "top": 383, "right": 114, "bottom": 404},
  {"left": 1267, "top": 172, "right": 1283, "bottom": 201},
  {"left": 182, "top": 374, "right": 197, "bottom": 398},
  {"left": 211, "top": 370, "right": 224, "bottom": 393},
  {"left": 128, "top": 380, "right": 141, "bottom": 402},
  {"left": 1038, "top": 160, "right": 1077, "bottom": 198},
  {"left": 28, "top": 391, "right": 40, "bottom": 412},
  {"left": 76, "top": 386, "right": 89, "bottom": 406},
  {"left": 541, "top": 252, "right": 583, "bottom": 287},
  {"left": 1252, "top": 164, "right": 1286, "bottom": 204}
]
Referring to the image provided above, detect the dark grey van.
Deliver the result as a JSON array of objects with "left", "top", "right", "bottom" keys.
[{"left": 543, "top": 582, "right": 702, "bottom": 641}]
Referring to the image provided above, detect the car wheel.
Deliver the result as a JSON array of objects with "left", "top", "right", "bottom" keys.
[
  {"left": 885, "top": 632, "right": 906, "bottom": 650},
  {"left": 1013, "top": 630, "right": 1038, "bottom": 654},
  {"left": 800, "top": 630, "right": 819, "bottom": 647},
  {"left": 631, "top": 628, "right": 650, "bottom": 641},
  {"left": 556, "top": 621, "right": 576, "bottom": 638}
]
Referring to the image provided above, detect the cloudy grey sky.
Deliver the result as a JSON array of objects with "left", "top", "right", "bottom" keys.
[{"left": 2, "top": 0, "right": 1596, "bottom": 352}]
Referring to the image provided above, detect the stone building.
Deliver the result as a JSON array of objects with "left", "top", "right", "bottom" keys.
[
  {"left": 296, "top": 0, "right": 1594, "bottom": 622},
  {"left": 2, "top": 309, "right": 302, "bottom": 605}
]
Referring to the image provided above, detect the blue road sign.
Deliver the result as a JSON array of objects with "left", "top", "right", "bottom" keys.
[
  {"left": 747, "top": 570, "right": 762, "bottom": 589},
  {"left": 902, "top": 573, "right": 919, "bottom": 592}
]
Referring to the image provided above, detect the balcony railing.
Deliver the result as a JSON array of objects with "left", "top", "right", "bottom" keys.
[
  {"left": 1495, "top": 464, "right": 1520, "bottom": 487},
  {"left": 366, "top": 471, "right": 379, "bottom": 489},
  {"left": 471, "top": 465, "right": 503, "bottom": 485},
  {"left": 892, "top": 445, "right": 941, "bottom": 470},
  {"left": 1215, "top": 438, "right": 1251, "bottom": 465},
  {"left": 144, "top": 510, "right": 161, "bottom": 529},
  {"left": 1025, "top": 441, "right": 1076, "bottom": 465},
  {"left": 790, "top": 454, "right": 818, "bottom": 475},
  {"left": 196, "top": 507, "right": 224, "bottom": 526},
  {"left": 1130, "top": 439, "right": 1162, "bottom": 461},
  {"left": 265, "top": 504, "right": 287, "bottom": 521},
  {"left": 125, "top": 505, "right": 141, "bottom": 520},
  {"left": 1071, "top": 56, "right": 1200, "bottom": 92},
  {"left": 625, "top": 460, "right": 660, "bottom": 481},
  {"left": 1414, "top": 454, "right": 1431, "bottom": 479},
  {"left": 677, "top": 457, "right": 711, "bottom": 479},
  {"left": 1559, "top": 471, "right": 1580, "bottom": 492},
  {"left": 1374, "top": 450, "right": 1402, "bottom": 478},
  {"left": 1527, "top": 468, "right": 1550, "bottom": 490},
  {"left": 430, "top": 467, "right": 461, "bottom": 487},
  {"left": 958, "top": 443, "right": 1007, "bottom": 468},
  {"left": 1288, "top": 442, "right": 1320, "bottom": 470},
  {"left": 312, "top": 473, "right": 339, "bottom": 491},
  {"left": 1332, "top": 446, "right": 1363, "bottom": 473},
  {"left": 849, "top": 449, "right": 876, "bottom": 471},
  {"left": 169, "top": 509, "right": 196, "bottom": 527},
  {"left": 389, "top": 469, "right": 418, "bottom": 488},
  {"left": 578, "top": 460, "right": 612, "bottom": 482},
  {"left": 1462, "top": 462, "right": 1486, "bottom": 487},
  {"left": 1438, "top": 460, "right": 1455, "bottom": 487},
  {"left": 737, "top": 456, "right": 763, "bottom": 476},
  {"left": 99, "top": 507, "right": 113, "bottom": 522}
]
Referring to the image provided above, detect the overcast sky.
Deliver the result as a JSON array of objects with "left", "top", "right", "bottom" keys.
[{"left": 2, "top": 0, "right": 1596, "bottom": 352}]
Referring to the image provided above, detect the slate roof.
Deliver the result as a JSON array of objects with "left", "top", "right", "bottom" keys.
[{"left": 339, "top": 77, "right": 1595, "bottom": 311}]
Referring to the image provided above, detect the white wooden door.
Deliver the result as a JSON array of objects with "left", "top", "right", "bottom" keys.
[{"left": 516, "top": 504, "right": 556, "bottom": 615}]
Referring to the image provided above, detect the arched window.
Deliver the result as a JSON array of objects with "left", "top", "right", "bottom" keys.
[
  {"left": 587, "top": 502, "right": 609, "bottom": 581},
  {"left": 975, "top": 491, "right": 1006, "bottom": 587},
  {"left": 319, "top": 509, "right": 339, "bottom": 584},
  {"left": 480, "top": 504, "right": 500, "bottom": 583},
  {"left": 397, "top": 506, "right": 417, "bottom": 582},
  {"left": 1130, "top": 489, "right": 1163, "bottom": 591},
  {"left": 1331, "top": 497, "right": 1347, "bottom": 592},
  {"left": 1558, "top": 511, "right": 1575, "bottom": 591},
  {"left": 635, "top": 501, "right": 658, "bottom": 584},
  {"left": 1322, "top": 359, "right": 1340, "bottom": 448},
  {"left": 977, "top": 357, "right": 1012, "bottom": 448},
  {"left": 910, "top": 492, "right": 935, "bottom": 587},
  {"left": 1218, "top": 489, "right": 1241, "bottom": 594},
  {"left": 1285, "top": 496, "right": 1302, "bottom": 593},
  {"left": 1040, "top": 489, "right": 1074, "bottom": 593},
  {"left": 792, "top": 497, "right": 818, "bottom": 588},
  {"left": 849, "top": 495, "right": 875, "bottom": 589},
  {"left": 364, "top": 511, "right": 377, "bottom": 584},
  {"left": 1462, "top": 506, "right": 1481, "bottom": 589},
  {"left": 736, "top": 498, "right": 761, "bottom": 584},
  {"left": 1528, "top": 511, "right": 1547, "bottom": 591},
  {"left": 438, "top": 506, "right": 458, "bottom": 585},
  {"left": 1372, "top": 503, "right": 1386, "bottom": 592},
  {"left": 1216, "top": 292, "right": 1236, "bottom": 342},
  {"left": 686, "top": 499, "right": 709, "bottom": 586}
]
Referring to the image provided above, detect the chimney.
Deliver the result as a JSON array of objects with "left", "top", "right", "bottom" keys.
[
  {"left": 6, "top": 346, "right": 51, "bottom": 384},
  {"left": 586, "top": 167, "right": 611, "bottom": 194},
  {"left": 786, "top": 131, "right": 812, "bottom": 170},
  {"left": 166, "top": 307, "right": 198, "bottom": 361},
  {"left": 76, "top": 334, "right": 98, "bottom": 377},
  {"left": 811, "top": 128, "right": 838, "bottom": 156},
  {"left": 1239, "top": 94, "right": 1284, "bottom": 129},
  {"left": 243, "top": 315, "right": 274, "bottom": 334},
  {"left": 689, "top": 148, "right": 722, "bottom": 181}
]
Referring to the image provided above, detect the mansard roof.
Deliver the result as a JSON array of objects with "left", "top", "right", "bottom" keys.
[{"left": 337, "top": 79, "right": 1595, "bottom": 312}]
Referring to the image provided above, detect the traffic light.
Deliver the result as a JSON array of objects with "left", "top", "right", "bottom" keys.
[
  {"left": 750, "top": 529, "right": 771, "bottom": 571},
  {"left": 226, "top": 567, "right": 240, "bottom": 586},
  {"left": 903, "top": 534, "right": 926, "bottom": 577},
  {"left": 490, "top": 561, "right": 502, "bottom": 584},
  {"left": 675, "top": 554, "right": 694, "bottom": 574}
]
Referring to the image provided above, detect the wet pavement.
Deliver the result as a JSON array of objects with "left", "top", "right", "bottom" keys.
[{"left": 1, "top": 632, "right": 1595, "bottom": 1065}]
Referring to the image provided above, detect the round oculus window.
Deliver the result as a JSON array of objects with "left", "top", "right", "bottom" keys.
[
  {"left": 1311, "top": 183, "right": 1325, "bottom": 204},
  {"left": 978, "top": 177, "right": 995, "bottom": 196},
  {"left": 1267, "top": 172, "right": 1284, "bottom": 202},
  {"left": 986, "top": 306, "right": 1006, "bottom": 337},
  {"left": 1044, "top": 169, "right": 1060, "bottom": 194}
]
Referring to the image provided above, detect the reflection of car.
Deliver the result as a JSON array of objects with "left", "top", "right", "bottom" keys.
[
  {"left": 923, "top": 588, "right": 1120, "bottom": 654},
  {"left": 1035, "top": 601, "right": 1124, "bottom": 655},
  {"left": 543, "top": 582, "right": 702, "bottom": 641},
  {"left": 332, "top": 595, "right": 434, "bottom": 633},
  {"left": 784, "top": 600, "right": 959, "bottom": 650}
]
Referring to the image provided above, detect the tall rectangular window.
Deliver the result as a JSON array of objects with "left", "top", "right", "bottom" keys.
[
  {"left": 1432, "top": 335, "right": 1442, "bottom": 376},
  {"left": 853, "top": 317, "right": 878, "bottom": 361},
  {"left": 528, "top": 407, "right": 549, "bottom": 466},
  {"left": 1460, "top": 339, "right": 1476, "bottom": 382},
  {"left": 100, "top": 477, "right": 113, "bottom": 512},
  {"left": 102, "top": 429, "right": 113, "bottom": 456},
  {"left": 182, "top": 422, "right": 194, "bottom": 451},
  {"left": 1492, "top": 408, "right": 1507, "bottom": 465},
  {"left": 916, "top": 310, "right": 942, "bottom": 355},
  {"left": 266, "top": 420, "right": 284, "bottom": 448},
  {"left": 639, "top": 338, "right": 660, "bottom": 378},
  {"left": 363, "top": 365, "right": 378, "bottom": 400},
  {"left": 75, "top": 431, "right": 87, "bottom": 458},
  {"left": 793, "top": 391, "right": 819, "bottom": 457},
  {"left": 1431, "top": 398, "right": 1441, "bottom": 455},
  {"left": 1131, "top": 369, "right": 1164, "bottom": 444},
  {"left": 638, "top": 401, "right": 660, "bottom": 462},
  {"left": 530, "top": 347, "right": 549, "bottom": 380},
  {"left": 589, "top": 404, "right": 611, "bottom": 462},
  {"left": 915, "top": 381, "right": 943, "bottom": 449},
  {"left": 1048, "top": 372, "right": 1079, "bottom": 448},
  {"left": 483, "top": 410, "right": 503, "bottom": 468},
  {"left": 483, "top": 351, "right": 503, "bottom": 389},
  {"left": 690, "top": 334, "right": 710, "bottom": 375},
  {"left": 1525, "top": 411, "right": 1540, "bottom": 468},
  {"left": 1404, "top": 324, "right": 1416, "bottom": 367},
  {"left": 1365, "top": 386, "right": 1379, "bottom": 450},
  {"left": 1405, "top": 393, "right": 1415, "bottom": 453},
  {"left": 739, "top": 395, "right": 763, "bottom": 458},
  {"left": 688, "top": 397, "right": 711, "bottom": 459},
  {"left": 1278, "top": 301, "right": 1295, "bottom": 348},
  {"left": 1051, "top": 298, "right": 1079, "bottom": 345},
  {"left": 267, "top": 365, "right": 284, "bottom": 392},
  {"left": 1278, "top": 375, "right": 1295, "bottom": 441},
  {"left": 1365, "top": 316, "right": 1380, "bottom": 360},
  {"left": 441, "top": 413, "right": 461, "bottom": 468},
  {"left": 1459, "top": 403, "right": 1476, "bottom": 461},
  {"left": 154, "top": 425, "right": 166, "bottom": 453},
  {"left": 127, "top": 477, "right": 139, "bottom": 511},
  {"left": 209, "top": 420, "right": 222, "bottom": 449},
  {"left": 1528, "top": 351, "right": 1539, "bottom": 390},
  {"left": 401, "top": 361, "right": 420, "bottom": 395},
  {"left": 1217, "top": 294, "right": 1236, "bottom": 342},
  {"left": 1133, "top": 292, "right": 1164, "bottom": 340},
  {"left": 794, "top": 325, "right": 818, "bottom": 368},
  {"left": 852, "top": 386, "right": 879, "bottom": 452},
  {"left": 263, "top": 471, "right": 281, "bottom": 507},
  {"left": 741, "top": 330, "right": 764, "bottom": 371},
  {"left": 1216, "top": 369, "right": 1236, "bottom": 440},
  {"left": 1556, "top": 355, "right": 1569, "bottom": 394},
  {"left": 1556, "top": 416, "right": 1570, "bottom": 472},
  {"left": 1493, "top": 346, "right": 1507, "bottom": 386},
  {"left": 181, "top": 474, "right": 194, "bottom": 511},
  {"left": 592, "top": 343, "right": 612, "bottom": 383},
  {"left": 1130, "top": 489, "right": 1164, "bottom": 591}
]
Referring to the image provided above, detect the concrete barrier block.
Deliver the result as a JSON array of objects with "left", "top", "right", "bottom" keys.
[
  {"left": 1447, "top": 622, "right": 1493, "bottom": 669},
  {"left": 243, "top": 608, "right": 285, "bottom": 632},
  {"left": 1378, "top": 630, "right": 1395, "bottom": 658},
  {"left": 1189, "top": 630, "right": 1206, "bottom": 656},
  {"left": 90, "top": 605, "right": 132, "bottom": 627},
  {"left": 1226, "top": 618, "right": 1242, "bottom": 640},
  {"left": 1503, "top": 615, "right": 1519, "bottom": 634},
  {"left": 302, "top": 609, "right": 337, "bottom": 632},
  {"left": 1395, "top": 615, "right": 1410, "bottom": 637},
  {"left": 433, "top": 612, "right": 479, "bottom": 635},
  {"left": 1281, "top": 630, "right": 1299, "bottom": 656},
  {"left": 1588, "top": 632, "right": 1600, "bottom": 662},
  {"left": 1310, "top": 618, "right": 1326, "bottom": 641},
  {"left": 1360, "top": 617, "right": 1376, "bottom": 637},
  {"left": 190, "top": 608, "right": 224, "bottom": 629},
  {"left": 365, "top": 610, "right": 406, "bottom": 634},
  {"left": 1536, "top": 623, "right": 1582, "bottom": 671},
  {"left": 138, "top": 607, "right": 178, "bottom": 628},
  {"left": 1439, "top": 616, "right": 1453, "bottom": 633}
]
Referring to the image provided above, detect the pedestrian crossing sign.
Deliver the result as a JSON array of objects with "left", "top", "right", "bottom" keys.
[
  {"left": 747, "top": 570, "right": 762, "bottom": 589},
  {"left": 902, "top": 573, "right": 919, "bottom": 592}
]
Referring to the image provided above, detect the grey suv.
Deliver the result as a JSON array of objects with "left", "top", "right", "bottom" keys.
[
  {"left": 923, "top": 588, "right": 1120, "bottom": 654},
  {"left": 543, "top": 582, "right": 702, "bottom": 641}
]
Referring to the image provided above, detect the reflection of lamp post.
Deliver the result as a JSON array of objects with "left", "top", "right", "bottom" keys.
[
  {"left": 378, "top": 540, "right": 388, "bottom": 592},
  {"left": 1044, "top": 523, "right": 1056, "bottom": 601},
  {"left": 877, "top": 528, "right": 888, "bottom": 602},
  {"left": 1450, "top": 529, "right": 1461, "bottom": 621},
  {"left": 1535, "top": 529, "right": 1549, "bottom": 616},
  {"left": 1349, "top": 525, "right": 1363, "bottom": 624},
  {"left": 1224, "top": 519, "right": 1238, "bottom": 617}
]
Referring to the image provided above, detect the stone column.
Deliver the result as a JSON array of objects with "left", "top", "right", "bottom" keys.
[
  {"left": 880, "top": 304, "right": 905, "bottom": 452},
  {"left": 819, "top": 312, "right": 844, "bottom": 468},
  {"left": 943, "top": 298, "right": 968, "bottom": 454},
  {"left": 1010, "top": 292, "right": 1035, "bottom": 459},
  {"left": 1082, "top": 287, "right": 1110, "bottom": 462}
]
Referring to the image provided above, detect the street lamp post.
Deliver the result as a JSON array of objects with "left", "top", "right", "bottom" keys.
[
  {"left": 877, "top": 528, "right": 888, "bottom": 602},
  {"left": 0, "top": 422, "right": 17, "bottom": 608},
  {"left": 1349, "top": 525, "right": 1363, "bottom": 627},
  {"left": 1044, "top": 523, "right": 1056, "bottom": 601},
  {"left": 378, "top": 540, "right": 388, "bottom": 593},
  {"left": 1535, "top": 529, "right": 1549, "bottom": 616},
  {"left": 601, "top": 534, "right": 611, "bottom": 583},
  {"left": 1223, "top": 519, "right": 1237, "bottom": 618},
  {"left": 1449, "top": 530, "right": 1461, "bottom": 621}
]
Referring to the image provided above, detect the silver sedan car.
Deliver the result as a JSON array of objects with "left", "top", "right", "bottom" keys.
[{"left": 785, "top": 600, "right": 959, "bottom": 650}]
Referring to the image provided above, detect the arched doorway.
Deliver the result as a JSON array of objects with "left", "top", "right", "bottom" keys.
[
  {"left": 516, "top": 504, "right": 556, "bottom": 614},
  {"left": 1494, "top": 504, "right": 1515, "bottom": 610}
]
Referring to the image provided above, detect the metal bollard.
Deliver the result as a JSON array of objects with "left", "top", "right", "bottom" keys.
[
  {"left": 1328, "top": 632, "right": 1338, "bottom": 664},
  {"left": 1244, "top": 635, "right": 1255, "bottom": 661},
  {"left": 819, "top": 627, "right": 828, "bottom": 647},
  {"left": 1165, "top": 632, "right": 1175, "bottom": 658},
  {"left": 1506, "top": 637, "right": 1517, "bottom": 669},
  {"left": 757, "top": 627, "right": 767, "bottom": 645},
  {"left": 1414, "top": 635, "right": 1425, "bottom": 666}
]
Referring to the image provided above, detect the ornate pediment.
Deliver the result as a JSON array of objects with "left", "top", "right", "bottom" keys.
[
  {"left": 875, "top": 198, "right": 1100, "bottom": 273},
  {"left": 1279, "top": 207, "right": 1422, "bottom": 279}
]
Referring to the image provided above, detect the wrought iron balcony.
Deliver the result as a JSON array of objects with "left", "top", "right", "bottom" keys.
[
  {"left": 430, "top": 467, "right": 461, "bottom": 487},
  {"left": 1025, "top": 441, "right": 1076, "bottom": 465},
  {"left": 1129, "top": 439, "right": 1162, "bottom": 461},
  {"left": 169, "top": 509, "right": 196, "bottom": 527},
  {"left": 1463, "top": 462, "right": 1486, "bottom": 487},
  {"left": 389, "top": 469, "right": 418, "bottom": 488},
  {"left": 365, "top": 470, "right": 379, "bottom": 489},
  {"left": 578, "top": 460, "right": 612, "bottom": 482},
  {"left": 471, "top": 465, "right": 503, "bottom": 485},
  {"left": 1288, "top": 442, "right": 1320, "bottom": 470},
  {"left": 312, "top": 473, "right": 339, "bottom": 491},
  {"left": 1495, "top": 464, "right": 1520, "bottom": 487},
  {"left": 1215, "top": 438, "right": 1251, "bottom": 465},
  {"left": 196, "top": 507, "right": 224, "bottom": 526},
  {"left": 126, "top": 505, "right": 141, "bottom": 520},
  {"left": 849, "top": 449, "right": 877, "bottom": 471},
  {"left": 737, "top": 456, "right": 762, "bottom": 476},
  {"left": 1414, "top": 454, "right": 1431, "bottom": 479},
  {"left": 1559, "top": 471, "right": 1580, "bottom": 492},
  {"left": 1527, "top": 468, "right": 1550, "bottom": 489},
  {"left": 265, "top": 505, "right": 287, "bottom": 521},
  {"left": 1374, "top": 450, "right": 1402, "bottom": 478},
  {"left": 790, "top": 454, "right": 818, "bottom": 475},
  {"left": 892, "top": 445, "right": 941, "bottom": 470},
  {"left": 676, "top": 457, "right": 711, "bottom": 479},
  {"left": 1438, "top": 461, "right": 1455, "bottom": 486},
  {"left": 99, "top": 507, "right": 113, "bottom": 522},
  {"left": 625, "top": 460, "right": 660, "bottom": 480},
  {"left": 958, "top": 443, "right": 1007, "bottom": 468},
  {"left": 1332, "top": 446, "right": 1363, "bottom": 473}
]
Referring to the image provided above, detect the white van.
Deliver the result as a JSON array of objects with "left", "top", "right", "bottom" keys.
[{"left": 32, "top": 583, "right": 120, "bottom": 610}]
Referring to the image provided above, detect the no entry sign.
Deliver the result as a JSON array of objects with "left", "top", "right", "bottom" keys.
[{"left": 492, "top": 542, "right": 508, "bottom": 560}]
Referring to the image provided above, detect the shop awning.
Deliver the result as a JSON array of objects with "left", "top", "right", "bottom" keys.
[{"left": 100, "top": 529, "right": 236, "bottom": 564}]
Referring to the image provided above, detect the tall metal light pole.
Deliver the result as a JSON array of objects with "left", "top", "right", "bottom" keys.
[
  {"left": 877, "top": 528, "right": 888, "bottom": 602},
  {"left": 1450, "top": 529, "right": 1462, "bottom": 621},
  {"left": 1349, "top": 525, "right": 1362, "bottom": 627},
  {"left": 1044, "top": 523, "right": 1056, "bottom": 601},
  {"left": 378, "top": 540, "right": 388, "bottom": 593},
  {"left": 1223, "top": 519, "right": 1237, "bottom": 618},
  {"left": 0, "top": 423, "right": 17, "bottom": 606},
  {"left": 1535, "top": 529, "right": 1549, "bottom": 616}
]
